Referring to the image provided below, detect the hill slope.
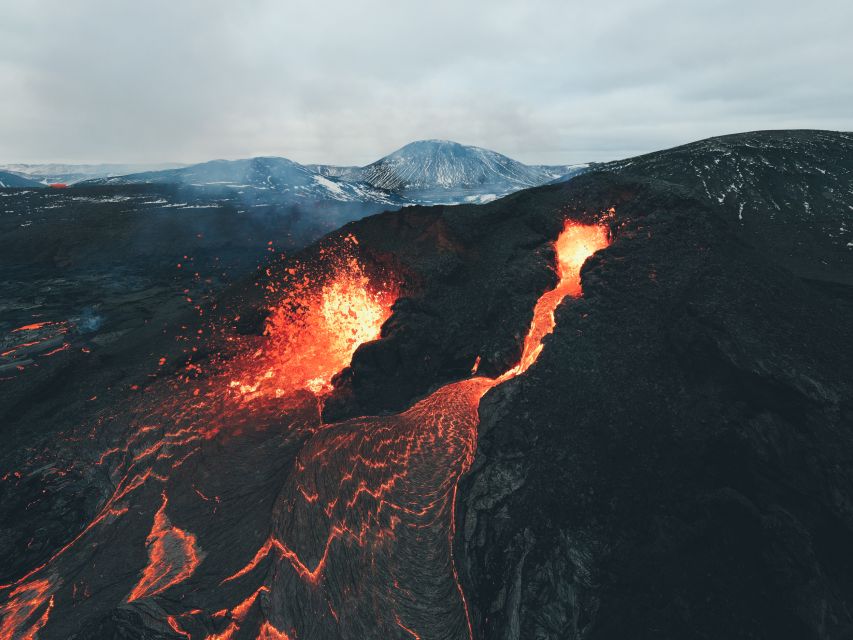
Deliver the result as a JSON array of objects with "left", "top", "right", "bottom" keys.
[
  {"left": 318, "top": 147, "right": 853, "bottom": 639},
  {"left": 0, "top": 170, "right": 44, "bottom": 188},
  {"left": 0, "top": 162, "right": 186, "bottom": 185},
  {"left": 3, "top": 130, "right": 850, "bottom": 640},
  {"left": 598, "top": 129, "right": 853, "bottom": 284}
]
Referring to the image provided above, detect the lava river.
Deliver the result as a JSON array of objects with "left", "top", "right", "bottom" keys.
[{"left": 0, "top": 223, "right": 609, "bottom": 640}]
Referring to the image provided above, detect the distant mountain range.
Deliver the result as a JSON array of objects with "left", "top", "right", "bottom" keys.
[
  {"left": 0, "top": 162, "right": 186, "bottom": 185},
  {"left": 0, "top": 141, "right": 586, "bottom": 206},
  {"left": 85, "top": 156, "right": 407, "bottom": 208},
  {"left": 0, "top": 170, "right": 44, "bottom": 188}
]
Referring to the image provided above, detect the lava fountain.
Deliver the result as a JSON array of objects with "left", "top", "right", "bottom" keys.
[{"left": 229, "top": 237, "right": 398, "bottom": 401}]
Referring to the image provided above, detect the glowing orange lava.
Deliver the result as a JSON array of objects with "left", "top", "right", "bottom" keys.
[
  {"left": 264, "top": 258, "right": 395, "bottom": 394},
  {"left": 128, "top": 492, "right": 203, "bottom": 602},
  {"left": 257, "top": 621, "right": 292, "bottom": 640},
  {"left": 501, "top": 221, "right": 610, "bottom": 380},
  {"left": 203, "top": 586, "right": 269, "bottom": 640},
  {"left": 0, "top": 221, "right": 609, "bottom": 640},
  {"left": 220, "top": 220, "right": 610, "bottom": 638},
  {"left": 11, "top": 322, "right": 53, "bottom": 333},
  {"left": 230, "top": 241, "right": 397, "bottom": 400},
  {"left": 0, "top": 578, "right": 54, "bottom": 640}
]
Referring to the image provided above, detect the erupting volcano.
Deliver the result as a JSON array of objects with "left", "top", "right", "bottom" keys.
[
  {"left": 0, "top": 220, "right": 609, "bottom": 640},
  {"left": 229, "top": 235, "right": 398, "bottom": 400}
]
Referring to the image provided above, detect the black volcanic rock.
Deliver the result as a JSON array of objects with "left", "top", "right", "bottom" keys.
[
  {"left": 598, "top": 129, "right": 853, "bottom": 286},
  {"left": 323, "top": 174, "right": 702, "bottom": 420},
  {"left": 1, "top": 130, "right": 851, "bottom": 640},
  {"left": 453, "top": 174, "right": 853, "bottom": 639},
  {"left": 322, "top": 200, "right": 564, "bottom": 421}
]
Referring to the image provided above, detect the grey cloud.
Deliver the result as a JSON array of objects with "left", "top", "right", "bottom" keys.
[{"left": 1, "top": 0, "right": 851, "bottom": 166}]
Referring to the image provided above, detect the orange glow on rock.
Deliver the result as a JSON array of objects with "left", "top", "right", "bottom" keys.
[
  {"left": 0, "top": 221, "right": 609, "bottom": 639},
  {"left": 128, "top": 492, "right": 203, "bottom": 602},
  {"left": 203, "top": 586, "right": 269, "bottom": 640},
  {"left": 216, "top": 221, "right": 609, "bottom": 637},
  {"left": 11, "top": 322, "right": 52, "bottom": 332},
  {"left": 257, "top": 621, "right": 292, "bottom": 640}
]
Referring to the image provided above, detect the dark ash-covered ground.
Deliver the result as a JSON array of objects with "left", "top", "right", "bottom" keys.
[{"left": 1, "top": 130, "right": 852, "bottom": 639}]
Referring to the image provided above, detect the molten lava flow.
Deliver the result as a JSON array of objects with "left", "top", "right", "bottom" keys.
[
  {"left": 501, "top": 221, "right": 610, "bottom": 379},
  {"left": 11, "top": 322, "right": 54, "bottom": 332},
  {"left": 257, "top": 621, "right": 292, "bottom": 640},
  {"left": 0, "top": 222, "right": 609, "bottom": 639},
  {"left": 128, "top": 492, "right": 203, "bottom": 602},
  {"left": 204, "top": 586, "right": 269, "bottom": 640}
]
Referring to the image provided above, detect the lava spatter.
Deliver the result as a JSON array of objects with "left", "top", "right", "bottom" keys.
[
  {"left": 228, "top": 235, "right": 398, "bottom": 401},
  {"left": 0, "top": 236, "right": 395, "bottom": 639}
]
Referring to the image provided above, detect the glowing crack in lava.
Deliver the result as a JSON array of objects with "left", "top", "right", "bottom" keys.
[
  {"left": 128, "top": 492, "right": 203, "bottom": 602},
  {"left": 0, "top": 222, "right": 609, "bottom": 640},
  {"left": 0, "top": 579, "right": 54, "bottom": 640}
]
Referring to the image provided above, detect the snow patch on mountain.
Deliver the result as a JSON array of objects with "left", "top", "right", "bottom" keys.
[
  {"left": 0, "top": 171, "right": 44, "bottom": 188},
  {"left": 0, "top": 162, "right": 186, "bottom": 185}
]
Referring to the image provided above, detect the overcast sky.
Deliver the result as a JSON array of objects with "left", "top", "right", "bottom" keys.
[{"left": 1, "top": 0, "right": 851, "bottom": 166}]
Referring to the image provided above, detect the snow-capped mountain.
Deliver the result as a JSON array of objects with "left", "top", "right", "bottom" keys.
[
  {"left": 320, "top": 140, "right": 586, "bottom": 204},
  {"left": 85, "top": 157, "right": 406, "bottom": 207},
  {"left": 0, "top": 162, "right": 186, "bottom": 185},
  {"left": 305, "top": 164, "right": 361, "bottom": 180}
]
